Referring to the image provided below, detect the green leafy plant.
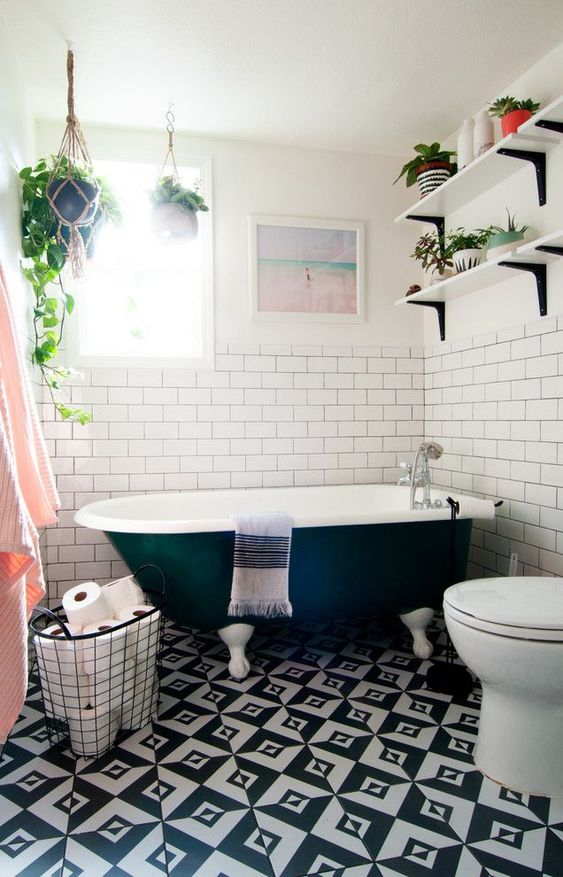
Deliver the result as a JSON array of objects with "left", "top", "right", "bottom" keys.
[
  {"left": 488, "top": 96, "right": 541, "bottom": 117},
  {"left": 489, "top": 208, "right": 529, "bottom": 235},
  {"left": 393, "top": 142, "right": 457, "bottom": 188},
  {"left": 446, "top": 227, "right": 493, "bottom": 252},
  {"left": 411, "top": 232, "right": 454, "bottom": 275},
  {"left": 19, "top": 157, "right": 119, "bottom": 423},
  {"left": 151, "top": 176, "right": 209, "bottom": 212}
]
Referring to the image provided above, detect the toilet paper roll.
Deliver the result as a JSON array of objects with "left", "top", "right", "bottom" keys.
[
  {"left": 62, "top": 582, "right": 110, "bottom": 628},
  {"left": 455, "top": 497, "right": 496, "bottom": 521},
  {"left": 82, "top": 619, "right": 129, "bottom": 675},
  {"left": 68, "top": 706, "right": 119, "bottom": 757},
  {"left": 117, "top": 607, "right": 160, "bottom": 665},
  {"left": 117, "top": 607, "right": 160, "bottom": 731},
  {"left": 88, "top": 658, "right": 136, "bottom": 714},
  {"left": 102, "top": 576, "right": 144, "bottom": 617},
  {"left": 34, "top": 623, "right": 90, "bottom": 718}
]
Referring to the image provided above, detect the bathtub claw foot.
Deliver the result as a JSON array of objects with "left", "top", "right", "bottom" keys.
[
  {"left": 399, "top": 607, "right": 434, "bottom": 660},
  {"left": 217, "top": 623, "right": 255, "bottom": 680}
]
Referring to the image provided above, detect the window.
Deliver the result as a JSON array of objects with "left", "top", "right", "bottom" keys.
[{"left": 70, "top": 159, "right": 213, "bottom": 368}]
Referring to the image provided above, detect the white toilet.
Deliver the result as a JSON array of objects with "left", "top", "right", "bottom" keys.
[{"left": 444, "top": 576, "right": 563, "bottom": 797}]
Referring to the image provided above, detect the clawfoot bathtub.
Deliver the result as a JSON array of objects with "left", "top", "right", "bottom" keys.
[{"left": 75, "top": 484, "right": 494, "bottom": 678}]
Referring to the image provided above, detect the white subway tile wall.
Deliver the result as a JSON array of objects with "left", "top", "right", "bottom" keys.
[
  {"left": 44, "top": 318, "right": 563, "bottom": 602},
  {"left": 43, "top": 345, "right": 424, "bottom": 602},
  {"left": 426, "top": 316, "right": 563, "bottom": 580}
]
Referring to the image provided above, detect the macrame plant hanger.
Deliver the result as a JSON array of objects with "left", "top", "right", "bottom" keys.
[
  {"left": 47, "top": 48, "right": 100, "bottom": 278},
  {"left": 152, "top": 105, "right": 202, "bottom": 240},
  {"left": 158, "top": 106, "right": 180, "bottom": 185}
]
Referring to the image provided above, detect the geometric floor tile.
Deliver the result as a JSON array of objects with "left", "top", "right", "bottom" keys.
[{"left": 6, "top": 616, "right": 559, "bottom": 877}]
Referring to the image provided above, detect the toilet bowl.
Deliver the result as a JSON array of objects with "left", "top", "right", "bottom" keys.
[{"left": 443, "top": 576, "right": 563, "bottom": 797}]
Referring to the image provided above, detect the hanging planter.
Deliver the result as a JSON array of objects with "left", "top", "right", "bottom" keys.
[
  {"left": 151, "top": 108, "right": 209, "bottom": 240},
  {"left": 46, "top": 50, "right": 100, "bottom": 278}
]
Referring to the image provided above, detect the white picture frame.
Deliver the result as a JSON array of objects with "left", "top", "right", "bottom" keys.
[{"left": 248, "top": 215, "right": 365, "bottom": 322}]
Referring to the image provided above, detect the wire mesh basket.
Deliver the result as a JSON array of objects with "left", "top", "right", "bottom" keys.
[{"left": 30, "top": 564, "right": 165, "bottom": 758}]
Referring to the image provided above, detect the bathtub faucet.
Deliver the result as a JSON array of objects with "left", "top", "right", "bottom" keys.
[
  {"left": 410, "top": 441, "right": 444, "bottom": 510},
  {"left": 397, "top": 462, "right": 413, "bottom": 486}
]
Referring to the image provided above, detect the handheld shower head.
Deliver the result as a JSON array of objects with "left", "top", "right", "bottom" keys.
[{"left": 420, "top": 441, "right": 444, "bottom": 461}]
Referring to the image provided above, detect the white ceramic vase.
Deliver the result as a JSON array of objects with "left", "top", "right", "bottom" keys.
[
  {"left": 474, "top": 109, "right": 494, "bottom": 158},
  {"left": 457, "top": 118, "right": 475, "bottom": 169}
]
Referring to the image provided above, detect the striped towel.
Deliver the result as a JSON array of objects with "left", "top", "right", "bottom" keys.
[{"left": 228, "top": 513, "right": 293, "bottom": 618}]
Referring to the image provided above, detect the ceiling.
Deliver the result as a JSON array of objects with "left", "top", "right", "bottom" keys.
[{"left": 3, "top": 0, "right": 563, "bottom": 154}]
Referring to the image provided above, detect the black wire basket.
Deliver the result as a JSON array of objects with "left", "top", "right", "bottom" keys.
[{"left": 30, "top": 564, "right": 165, "bottom": 758}]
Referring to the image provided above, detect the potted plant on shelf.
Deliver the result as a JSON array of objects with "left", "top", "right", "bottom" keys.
[
  {"left": 150, "top": 175, "right": 209, "bottom": 240},
  {"left": 394, "top": 142, "right": 457, "bottom": 198},
  {"left": 486, "top": 209, "right": 529, "bottom": 260},
  {"left": 447, "top": 227, "right": 492, "bottom": 273},
  {"left": 411, "top": 231, "right": 454, "bottom": 285},
  {"left": 489, "top": 96, "right": 541, "bottom": 137},
  {"left": 20, "top": 156, "right": 120, "bottom": 423}
]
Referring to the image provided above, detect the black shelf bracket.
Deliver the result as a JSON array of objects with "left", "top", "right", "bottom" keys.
[
  {"left": 408, "top": 299, "right": 446, "bottom": 341},
  {"left": 406, "top": 214, "right": 445, "bottom": 245},
  {"left": 496, "top": 147, "right": 547, "bottom": 206},
  {"left": 499, "top": 260, "right": 548, "bottom": 316},
  {"left": 535, "top": 119, "right": 563, "bottom": 135},
  {"left": 536, "top": 245, "right": 563, "bottom": 257}
]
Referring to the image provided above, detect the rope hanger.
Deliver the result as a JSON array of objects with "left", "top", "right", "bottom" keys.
[
  {"left": 157, "top": 105, "right": 181, "bottom": 183},
  {"left": 47, "top": 48, "right": 100, "bottom": 278}
]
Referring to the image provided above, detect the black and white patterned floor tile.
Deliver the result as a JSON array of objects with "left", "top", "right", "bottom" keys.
[{"left": 2, "top": 616, "right": 563, "bottom": 876}]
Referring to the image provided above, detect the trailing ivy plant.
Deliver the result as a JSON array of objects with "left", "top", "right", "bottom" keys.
[{"left": 19, "top": 157, "right": 119, "bottom": 423}]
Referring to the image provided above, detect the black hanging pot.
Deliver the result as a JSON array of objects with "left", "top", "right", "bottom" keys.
[{"left": 47, "top": 177, "right": 100, "bottom": 227}]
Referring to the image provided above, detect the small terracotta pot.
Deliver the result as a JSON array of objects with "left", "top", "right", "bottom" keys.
[{"left": 501, "top": 109, "right": 532, "bottom": 137}]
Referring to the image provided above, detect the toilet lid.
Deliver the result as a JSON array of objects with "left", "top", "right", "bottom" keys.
[{"left": 444, "top": 577, "right": 563, "bottom": 634}]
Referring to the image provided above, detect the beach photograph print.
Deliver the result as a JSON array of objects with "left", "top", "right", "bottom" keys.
[{"left": 252, "top": 217, "right": 364, "bottom": 321}]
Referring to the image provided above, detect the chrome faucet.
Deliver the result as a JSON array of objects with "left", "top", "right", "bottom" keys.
[
  {"left": 397, "top": 462, "right": 413, "bottom": 486},
  {"left": 409, "top": 441, "right": 444, "bottom": 510}
]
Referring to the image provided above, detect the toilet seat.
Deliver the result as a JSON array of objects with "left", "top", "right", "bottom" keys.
[{"left": 444, "top": 576, "right": 563, "bottom": 641}]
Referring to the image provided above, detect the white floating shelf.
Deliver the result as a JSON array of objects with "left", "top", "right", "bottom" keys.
[
  {"left": 395, "top": 230, "right": 563, "bottom": 308},
  {"left": 395, "top": 255, "right": 519, "bottom": 306},
  {"left": 519, "top": 95, "right": 563, "bottom": 136},
  {"left": 394, "top": 133, "right": 560, "bottom": 224},
  {"left": 516, "top": 229, "right": 563, "bottom": 257}
]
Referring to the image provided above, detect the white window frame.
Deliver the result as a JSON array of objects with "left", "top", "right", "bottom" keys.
[{"left": 64, "top": 153, "right": 214, "bottom": 371}]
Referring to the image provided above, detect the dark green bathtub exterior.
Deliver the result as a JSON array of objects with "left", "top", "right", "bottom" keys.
[{"left": 107, "top": 518, "right": 472, "bottom": 629}]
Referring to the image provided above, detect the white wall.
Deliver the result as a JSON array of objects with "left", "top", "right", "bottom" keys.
[
  {"left": 422, "top": 40, "right": 563, "bottom": 344},
  {"left": 35, "top": 120, "right": 422, "bottom": 349},
  {"left": 423, "top": 42, "right": 563, "bottom": 581},
  {"left": 0, "top": 9, "right": 32, "bottom": 323},
  {"left": 37, "top": 41, "right": 563, "bottom": 597},
  {"left": 33, "top": 119, "right": 427, "bottom": 601}
]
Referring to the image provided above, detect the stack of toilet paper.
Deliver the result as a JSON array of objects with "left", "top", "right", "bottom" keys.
[{"left": 34, "top": 576, "right": 161, "bottom": 757}]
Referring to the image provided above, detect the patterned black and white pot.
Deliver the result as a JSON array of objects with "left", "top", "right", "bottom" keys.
[
  {"left": 416, "top": 161, "right": 452, "bottom": 198},
  {"left": 453, "top": 247, "right": 484, "bottom": 273}
]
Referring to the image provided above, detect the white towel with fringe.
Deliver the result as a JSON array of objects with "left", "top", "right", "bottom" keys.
[{"left": 228, "top": 512, "right": 293, "bottom": 618}]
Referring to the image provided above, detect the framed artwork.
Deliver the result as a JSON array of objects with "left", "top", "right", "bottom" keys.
[{"left": 248, "top": 215, "right": 365, "bottom": 322}]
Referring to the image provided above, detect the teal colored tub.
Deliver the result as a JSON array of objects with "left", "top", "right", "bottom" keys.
[{"left": 75, "top": 484, "right": 494, "bottom": 676}]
